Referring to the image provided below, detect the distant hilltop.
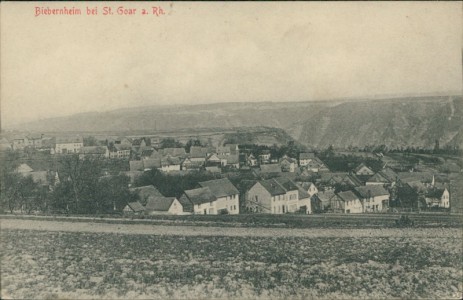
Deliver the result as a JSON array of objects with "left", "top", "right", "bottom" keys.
[{"left": 7, "top": 95, "right": 463, "bottom": 149}]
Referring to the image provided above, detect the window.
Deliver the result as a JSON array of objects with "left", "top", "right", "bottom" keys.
[{"left": 234, "top": 205, "right": 236, "bottom": 210}]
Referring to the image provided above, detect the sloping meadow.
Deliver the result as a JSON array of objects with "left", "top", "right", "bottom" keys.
[{"left": 2, "top": 229, "right": 462, "bottom": 299}]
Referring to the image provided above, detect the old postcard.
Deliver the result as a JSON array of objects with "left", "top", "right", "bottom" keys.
[{"left": 1, "top": 1, "right": 462, "bottom": 299}]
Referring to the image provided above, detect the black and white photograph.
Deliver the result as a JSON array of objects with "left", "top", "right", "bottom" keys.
[{"left": 1, "top": 1, "right": 462, "bottom": 299}]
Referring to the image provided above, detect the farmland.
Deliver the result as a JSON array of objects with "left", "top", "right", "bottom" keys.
[{"left": 1, "top": 221, "right": 462, "bottom": 299}]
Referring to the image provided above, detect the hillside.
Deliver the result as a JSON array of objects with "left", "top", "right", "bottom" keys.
[{"left": 10, "top": 95, "right": 463, "bottom": 149}]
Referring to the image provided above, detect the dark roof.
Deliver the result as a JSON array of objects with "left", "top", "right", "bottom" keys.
[
  {"left": 354, "top": 186, "right": 389, "bottom": 198},
  {"left": 366, "top": 172, "right": 390, "bottom": 183},
  {"left": 299, "top": 152, "right": 316, "bottom": 160},
  {"left": 190, "top": 146, "right": 208, "bottom": 158},
  {"left": 297, "top": 186, "right": 310, "bottom": 200},
  {"left": 425, "top": 188, "right": 446, "bottom": 199},
  {"left": 273, "top": 177, "right": 299, "bottom": 191},
  {"left": 126, "top": 201, "right": 145, "bottom": 212},
  {"left": 130, "top": 185, "right": 163, "bottom": 201},
  {"left": 144, "top": 158, "right": 162, "bottom": 169},
  {"left": 260, "top": 164, "right": 282, "bottom": 173},
  {"left": 183, "top": 187, "right": 217, "bottom": 205},
  {"left": 145, "top": 196, "right": 176, "bottom": 211},
  {"left": 199, "top": 178, "right": 239, "bottom": 197},
  {"left": 162, "top": 148, "right": 186, "bottom": 157},
  {"left": 336, "top": 191, "right": 359, "bottom": 202},
  {"left": 317, "top": 190, "right": 336, "bottom": 201},
  {"left": 226, "top": 154, "right": 239, "bottom": 164}
]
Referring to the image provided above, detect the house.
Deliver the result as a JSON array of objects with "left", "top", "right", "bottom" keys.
[
  {"left": 245, "top": 177, "right": 300, "bottom": 214},
  {"left": 259, "top": 150, "right": 271, "bottom": 164},
  {"left": 189, "top": 146, "right": 208, "bottom": 164},
  {"left": 143, "top": 158, "right": 162, "bottom": 171},
  {"left": 224, "top": 144, "right": 239, "bottom": 154},
  {"left": 123, "top": 201, "right": 145, "bottom": 214},
  {"left": 425, "top": 187, "right": 450, "bottom": 208},
  {"left": 366, "top": 168, "right": 398, "bottom": 186},
  {"left": 279, "top": 155, "right": 297, "bottom": 172},
  {"left": 297, "top": 185, "right": 312, "bottom": 214},
  {"left": 79, "top": 146, "right": 110, "bottom": 159},
  {"left": 181, "top": 157, "right": 202, "bottom": 170},
  {"left": 299, "top": 152, "right": 315, "bottom": 166},
  {"left": 198, "top": 178, "right": 240, "bottom": 214},
  {"left": 161, "top": 156, "right": 181, "bottom": 173},
  {"left": 300, "top": 182, "right": 318, "bottom": 197},
  {"left": 129, "top": 185, "right": 163, "bottom": 205},
  {"left": 216, "top": 146, "right": 231, "bottom": 156},
  {"left": 247, "top": 154, "right": 258, "bottom": 167},
  {"left": 206, "top": 153, "right": 222, "bottom": 166},
  {"left": 145, "top": 196, "right": 184, "bottom": 215},
  {"left": 306, "top": 158, "right": 329, "bottom": 172},
  {"left": 114, "top": 137, "right": 132, "bottom": 147},
  {"left": 353, "top": 163, "right": 375, "bottom": 176},
  {"left": 331, "top": 191, "right": 362, "bottom": 213},
  {"left": 55, "top": 136, "right": 83, "bottom": 154},
  {"left": 316, "top": 190, "right": 336, "bottom": 210},
  {"left": 162, "top": 148, "right": 187, "bottom": 158},
  {"left": 220, "top": 154, "right": 239, "bottom": 168},
  {"left": 27, "top": 133, "right": 44, "bottom": 148},
  {"left": 15, "top": 163, "right": 34, "bottom": 173},
  {"left": 12, "top": 135, "right": 29, "bottom": 150},
  {"left": 109, "top": 144, "right": 131, "bottom": 159},
  {"left": 354, "top": 186, "right": 390, "bottom": 213},
  {"left": 179, "top": 187, "right": 217, "bottom": 215}
]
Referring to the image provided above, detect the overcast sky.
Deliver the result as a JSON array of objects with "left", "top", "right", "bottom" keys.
[{"left": 1, "top": 2, "right": 462, "bottom": 127}]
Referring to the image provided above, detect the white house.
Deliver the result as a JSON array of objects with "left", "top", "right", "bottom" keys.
[
  {"left": 179, "top": 178, "right": 240, "bottom": 215},
  {"left": 331, "top": 191, "right": 363, "bottom": 213},
  {"left": 425, "top": 188, "right": 450, "bottom": 208},
  {"left": 354, "top": 186, "right": 390, "bottom": 212},
  {"left": 55, "top": 136, "right": 83, "bottom": 154}
]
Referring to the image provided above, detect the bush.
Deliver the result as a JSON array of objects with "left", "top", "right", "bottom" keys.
[{"left": 395, "top": 215, "right": 414, "bottom": 227}]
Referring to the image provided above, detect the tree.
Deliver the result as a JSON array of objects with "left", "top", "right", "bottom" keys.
[
  {"left": 160, "top": 138, "right": 183, "bottom": 149},
  {"left": 96, "top": 175, "right": 134, "bottom": 213},
  {"left": 185, "top": 139, "right": 202, "bottom": 153}
]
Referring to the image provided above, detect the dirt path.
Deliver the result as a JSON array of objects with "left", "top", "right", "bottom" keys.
[{"left": 1, "top": 219, "right": 460, "bottom": 238}]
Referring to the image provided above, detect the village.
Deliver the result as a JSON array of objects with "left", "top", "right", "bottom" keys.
[{"left": 0, "top": 132, "right": 460, "bottom": 217}]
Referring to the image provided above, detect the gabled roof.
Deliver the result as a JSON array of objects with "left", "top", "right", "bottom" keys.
[
  {"left": 297, "top": 186, "right": 310, "bottom": 200},
  {"left": 206, "top": 153, "right": 221, "bottom": 162},
  {"left": 366, "top": 172, "right": 390, "bottom": 184},
  {"left": 258, "top": 180, "right": 286, "bottom": 196},
  {"left": 425, "top": 188, "right": 447, "bottom": 199},
  {"left": 162, "top": 156, "right": 181, "bottom": 166},
  {"left": 113, "top": 144, "right": 132, "bottom": 151},
  {"left": 380, "top": 168, "right": 398, "bottom": 182},
  {"left": 273, "top": 177, "right": 299, "bottom": 191},
  {"left": 144, "top": 158, "right": 162, "bottom": 169},
  {"left": 260, "top": 164, "right": 281, "bottom": 173},
  {"left": 344, "top": 174, "right": 363, "bottom": 187},
  {"left": 141, "top": 149, "right": 155, "bottom": 157},
  {"left": 183, "top": 187, "right": 217, "bottom": 205},
  {"left": 198, "top": 178, "right": 239, "bottom": 198},
  {"left": 299, "top": 152, "right": 316, "bottom": 160},
  {"left": 216, "top": 146, "right": 231, "bottom": 154},
  {"left": 354, "top": 163, "right": 374, "bottom": 174},
  {"left": 336, "top": 190, "right": 359, "bottom": 202},
  {"left": 126, "top": 201, "right": 145, "bottom": 212},
  {"left": 16, "top": 163, "right": 34, "bottom": 173},
  {"left": 145, "top": 196, "right": 177, "bottom": 211},
  {"left": 190, "top": 146, "right": 208, "bottom": 158},
  {"left": 159, "top": 148, "right": 186, "bottom": 157},
  {"left": 317, "top": 190, "right": 336, "bottom": 201},
  {"left": 300, "top": 182, "right": 316, "bottom": 190},
  {"left": 226, "top": 154, "right": 239, "bottom": 164},
  {"left": 130, "top": 185, "right": 163, "bottom": 201},
  {"left": 354, "top": 185, "right": 389, "bottom": 198},
  {"left": 279, "top": 156, "right": 297, "bottom": 164}
]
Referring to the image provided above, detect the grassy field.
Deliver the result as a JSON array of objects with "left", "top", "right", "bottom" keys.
[{"left": 2, "top": 228, "right": 462, "bottom": 299}]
